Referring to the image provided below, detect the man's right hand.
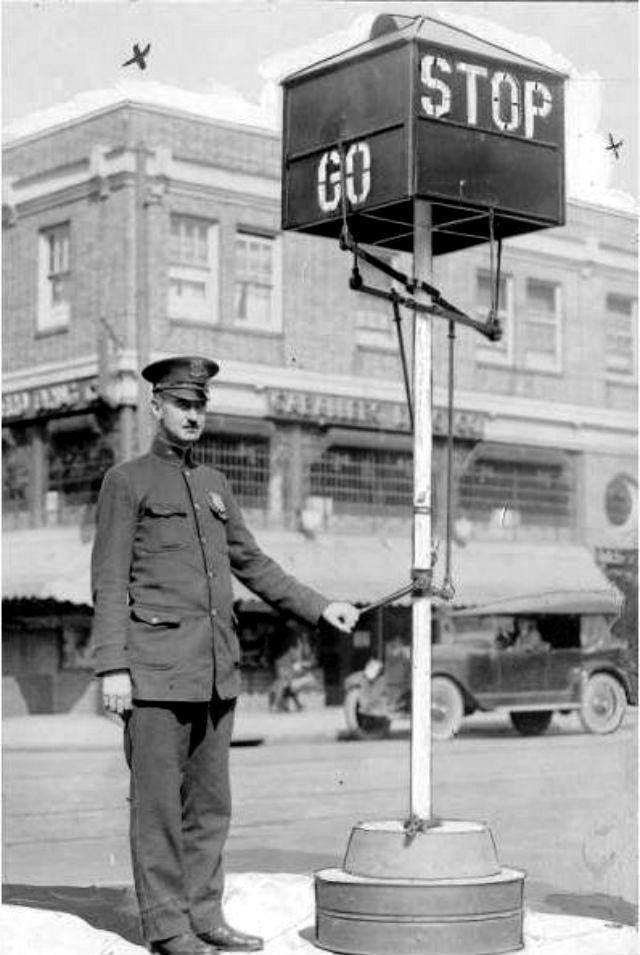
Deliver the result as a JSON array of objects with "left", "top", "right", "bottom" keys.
[{"left": 101, "top": 670, "right": 133, "bottom": 716}]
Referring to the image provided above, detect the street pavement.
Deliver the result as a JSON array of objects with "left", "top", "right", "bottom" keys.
[{"left": 2, "top": 703, "right": 638, "bottom": 954}]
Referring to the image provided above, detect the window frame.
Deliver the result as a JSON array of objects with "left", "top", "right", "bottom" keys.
[
  {"left": 522, "top": 277, "right": 563, "bottom": 374},
  {"left": 37, "top": 222, "right": 71, "bottom": 334},
  {"left": 168, "top": 213, "right": 220, "bottom": 326},
  {"left": 232, "top": 230, "right": 282, "bottom": 334},
  {"left": 604, "top": 292, "right": 636, "bottom": 382}
]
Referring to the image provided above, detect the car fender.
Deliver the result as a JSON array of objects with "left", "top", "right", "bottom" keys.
[
  {"left": 344, "top": 670, "right": 365, "bottom": 692},
  {"left": 581, "top": 664, "right": 636, "bottom": 705}
]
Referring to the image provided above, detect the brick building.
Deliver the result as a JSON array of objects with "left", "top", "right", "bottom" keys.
[{"left": 2, "top": 85, "right": 637, "bottom": 713}]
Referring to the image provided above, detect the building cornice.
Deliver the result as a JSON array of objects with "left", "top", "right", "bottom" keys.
[
  {"left": 5, "top": 144, "right": 279, "bottom": 212},
  {"left": 3, "top": 98, "right": 279, "bottom": 150},
  {"left": 3, "top": 354, "right": 635, "bottom": 453}
]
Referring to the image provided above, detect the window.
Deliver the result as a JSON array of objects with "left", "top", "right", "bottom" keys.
[
  {"left": 475, "top": 270, "right": 513, "bottom": 365},
  {"left": 523, "top": 278, "right": 562, "bottom": 372},
  {"left": 194, "top": 435, "right": 270, "bottom": 508},
  {"left": 605, "top": 294, "right": 635, "bottom": 377},
  {"left": 47, "top": 431, "right": 114, "bottom": 514},
  {"left": 458, "top": 453, "right": 573, "bottom": 527},
  {"left": 2, "top": 427, "right": 31, "bottom": 515},
  {"left": 233, "top": 232, "right": 282, "bottom": 332},
  {"left": 309, "top": 446, "right": 413, "bottom": 514},
  {"left": 38, "top": 223, "right": 70, "bottom": 331},
  {"left": 168, "top": 214, "right": 219, "bottom": 324}
]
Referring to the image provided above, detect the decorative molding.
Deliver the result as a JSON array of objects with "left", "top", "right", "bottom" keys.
[{"left": 2, "top": 177, "right": 18, "bottom": 227}]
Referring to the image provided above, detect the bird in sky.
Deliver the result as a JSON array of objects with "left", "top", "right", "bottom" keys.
[
  {"left": 605, "top": 132, "right": 623, "bottom": 160},
  {"left": 122, "top": 43, "right": 151, "bottom": 70}
]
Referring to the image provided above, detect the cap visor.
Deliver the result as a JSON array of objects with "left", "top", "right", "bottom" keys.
[{"left": 155, "top": 385, "right": 208, "bottom": 401}]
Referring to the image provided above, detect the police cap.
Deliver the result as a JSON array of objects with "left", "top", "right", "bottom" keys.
[{"left": 142, "top": 355, "right": 220, "bottom": 401}]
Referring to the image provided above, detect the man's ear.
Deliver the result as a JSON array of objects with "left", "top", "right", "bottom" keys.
[{"left": 150, "top": 394, "right": 162, "bottom": 422}]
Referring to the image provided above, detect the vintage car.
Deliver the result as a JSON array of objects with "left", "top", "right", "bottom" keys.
[{"left": 344, "top": 589, "right": 637, "bottom": 740}]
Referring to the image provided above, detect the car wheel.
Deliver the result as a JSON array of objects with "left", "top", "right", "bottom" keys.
[
  {"left": 343, "top": 686, "right": 391, "bottom": 739},
  {"left": 431, "top": 676, "right": 465, "bottom": 740},
  {"left": 510, "top": 711, "right": 553, "bottom": 736},
  {"left": 580, "top": 673, "right": 627, "bottom": 735}
]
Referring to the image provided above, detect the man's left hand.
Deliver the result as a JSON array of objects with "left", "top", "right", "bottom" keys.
[{"left": 321, "top": 602, "right": 360, "bottom": 633}]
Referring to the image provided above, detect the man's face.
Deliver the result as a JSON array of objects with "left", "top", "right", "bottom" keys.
[{"left": 151, "top": 393, "right": 207, "bottom": 446}]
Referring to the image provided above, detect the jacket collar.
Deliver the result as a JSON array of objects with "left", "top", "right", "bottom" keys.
[{"left": 151, "top": 434, "right": 197, "bottom": 468}]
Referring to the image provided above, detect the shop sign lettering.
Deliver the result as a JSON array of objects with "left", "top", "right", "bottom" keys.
[
  {"left": 267, "top": 388, "right": 486, "bottom": 439},
  {"left": 2, "top": 378, "right": 99, "bottom": 420}
]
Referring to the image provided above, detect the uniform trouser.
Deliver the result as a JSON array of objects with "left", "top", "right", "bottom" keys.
[{"left": 124, "top": 695, "right": 236, "bottom": 943}]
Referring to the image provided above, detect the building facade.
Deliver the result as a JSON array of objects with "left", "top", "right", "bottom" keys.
[{"left": 2, "top": 89, "right": 637, "bottom": 713}]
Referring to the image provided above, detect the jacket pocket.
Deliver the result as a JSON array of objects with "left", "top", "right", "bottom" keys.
[
  {"left": 130, "top": 606, "right": 181, "bottom": 627},
  {"left": 128, "top": 606, "right": 181, "bottom": 669},
  {"left": 141, "top": 501, "right": 188, "bottom": 550}
]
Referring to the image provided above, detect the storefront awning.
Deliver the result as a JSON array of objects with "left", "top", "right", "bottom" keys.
[
  {"left": 244, "top": 534, "right": 622, "bottom": 612},
  {"left": 2, "top": 527, "right": 621, "bottom": 615}
]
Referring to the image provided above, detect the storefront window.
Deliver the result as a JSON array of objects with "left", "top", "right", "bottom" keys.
[
  {"left": 2, "top": 427, "right": 31, "bottom": 516},
  {"left": 458, "top": 451, "right": 573, "bottom": 527},
  {"left": 310, "top": 446, "right": 413, "bottom": 513},
  {"left": 47, "top": 428, "right": 114, "bottom": 521},
  {"left": 195, "top": 435, "right": 270, "bottom": 508}
]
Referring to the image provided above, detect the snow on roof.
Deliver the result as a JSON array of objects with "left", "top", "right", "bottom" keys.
[{"left": 2, "top": 79, "right": 278, "bottom": 144}]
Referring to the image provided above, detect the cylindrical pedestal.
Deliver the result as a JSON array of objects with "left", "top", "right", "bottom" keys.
[{"left": 315, "top": 820, "right": 524, "bottom": 955}]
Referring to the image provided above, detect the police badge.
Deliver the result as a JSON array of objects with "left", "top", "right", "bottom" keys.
[{"left": 208, "top": 491, "right": 228, "bottom": 522}]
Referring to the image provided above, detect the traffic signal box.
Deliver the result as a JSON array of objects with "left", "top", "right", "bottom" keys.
[{"left": 282, "top": 15, "right": 566, "bottom": 255}]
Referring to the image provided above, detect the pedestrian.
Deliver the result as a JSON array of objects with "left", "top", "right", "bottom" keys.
[
  {"left": 91, "top": 355, "right": 360, "bottom": 955},
  {"left": 269, "top": 631, "right": 316, "bottom": 712}
]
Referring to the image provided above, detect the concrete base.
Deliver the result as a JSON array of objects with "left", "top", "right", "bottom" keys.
[
  {"left": 1, "top": 873, "right": 637, "bottom": 955},
  {"left": 315, "top": 819, "right": 525, "bottom": 955}
]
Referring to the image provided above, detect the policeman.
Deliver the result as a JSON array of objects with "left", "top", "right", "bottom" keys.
[{"left": 91, "top": 356, "right": 359, "bottom": 955}]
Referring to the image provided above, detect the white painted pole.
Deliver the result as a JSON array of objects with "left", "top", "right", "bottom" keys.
[{"left": 410, "top": 201, "right": 433, "bottom": 821}]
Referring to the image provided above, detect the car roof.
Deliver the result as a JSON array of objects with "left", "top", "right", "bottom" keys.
[{"left": 451, "top": 589, "right": 622, "bottom": 618}]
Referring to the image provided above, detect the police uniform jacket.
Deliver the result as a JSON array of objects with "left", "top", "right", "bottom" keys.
[{"left": 91, "top": 435, "right": 328, "bottom": 701}]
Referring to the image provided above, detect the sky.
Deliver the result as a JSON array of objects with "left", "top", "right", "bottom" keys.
[{"left": 1, "top": 1, "right": 638, "bottom": 202}]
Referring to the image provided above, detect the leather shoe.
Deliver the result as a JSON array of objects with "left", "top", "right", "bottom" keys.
[
  {"left": 197, "top": 920, "right": 263, "bottom": 952},
  {"left": 149, "top": 932, "right": 220, "bottom": 954}
]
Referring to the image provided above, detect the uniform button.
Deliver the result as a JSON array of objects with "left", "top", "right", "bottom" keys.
[
  {"left": 201, "top": 537, "right": 207, "bottom": 544},
  {"left": 151, "top": 616, "right": 159, "bottom": 624},
  {"left": 210, "top": 609, "right": 217, "bottom": 618},
  {"left": 208, "top": 571, "right": 213, "bottom": 579},
  {"left": 194, "top": 503, "right": 201, "bottom": 510}
]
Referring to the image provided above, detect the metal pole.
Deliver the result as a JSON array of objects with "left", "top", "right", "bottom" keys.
[
  {"left": 135, "top": 142, "right": 152, "bottom": 454},
  {"left": 410, "top": 201, "right": 433, "bottom": 822}
]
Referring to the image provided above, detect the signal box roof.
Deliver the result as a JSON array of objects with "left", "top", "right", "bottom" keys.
[{"left": 285, "top": 14, "right": 569, "bottom": 84}]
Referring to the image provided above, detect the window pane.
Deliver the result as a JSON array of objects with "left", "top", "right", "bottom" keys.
[
  {"left": 310, "top": 447, "right": 413, "bottom": 513},
  {"left": 527, "top": 279, "right": 555, "bottom": 313},
  {"left": 523, "top": 319, "right": 555, "bottom": 354},
  {"left": 605, "top": 293, "right": 634, "bottom": 374},
  {"left": 194, "top": 435, "right": 269, "bottom": 508},
  {"left": 233, "top": 234, "right": 275, "bottom": 329},
  {"left": 458, "top": 456, "right": 572, "bottom": 526}
]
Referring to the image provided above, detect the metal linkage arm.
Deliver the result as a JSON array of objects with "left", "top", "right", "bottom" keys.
[
  {"left": 359, "top": 576, "right": 455, "bottom": 616},
  {"left": 342, "top": 230, "right": 502, "bottom": 342},
  {"left": 350, "top": 275, "right": 501, "bottom": 341}
]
